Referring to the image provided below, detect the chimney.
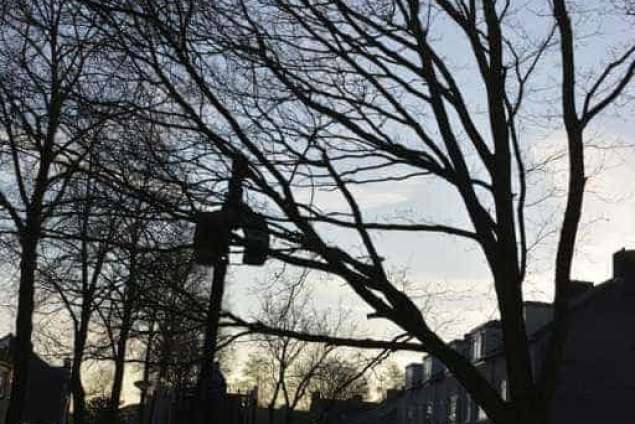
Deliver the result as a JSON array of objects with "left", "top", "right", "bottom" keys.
[
  {"left": 614, "top": 249, "right": 635, "bottom": 296},
  {"left": 405, "top": 363, "right": 423, "bottom": 389},
  {"left": 310, "top": 391, "right": 321, "bottom": 411},
  {"left": 568, "top": 280, "right": 594, "bottom": 299},
  {"left": 614, "top": 249, "right": 635, "bottom": 280}
]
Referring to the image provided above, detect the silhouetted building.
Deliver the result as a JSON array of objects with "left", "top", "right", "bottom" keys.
[
  {"left": 0, "top": 334, "right": 70, "bottom": 424},
  {"left": 355, "top": 249, "right": 635, "bottom": 424},
  {"left": 142, "top": 364, "right": 258, "bottom": 424},
  {"left": 309, "top": 392, "right": 378, "bottom": 424},
  {"left": 548, "top": 249, "right": 635, "bottom": 423}
]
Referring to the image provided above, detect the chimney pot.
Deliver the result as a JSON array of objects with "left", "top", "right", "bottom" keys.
[{"left": 614, "top": 249, "right": 635, "bottom": 280}]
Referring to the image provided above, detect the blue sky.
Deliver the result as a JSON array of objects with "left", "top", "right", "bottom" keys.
[{"left": 225, "top": 1, "right": 635, "bottom": 371}]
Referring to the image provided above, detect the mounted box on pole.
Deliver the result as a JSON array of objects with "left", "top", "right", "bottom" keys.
[{"left": 191, "top": 157, "right": 270, "bottom": 424}]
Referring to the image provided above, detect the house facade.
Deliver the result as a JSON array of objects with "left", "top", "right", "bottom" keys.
[
  {"left": 0, "top": 337, "right": 11, "bottom": 424},
  {"left": 362, "top": 249, "right": 635, "bottom": 424},
  {"left": 398, "top": 301, "right": 553, "bottom": 424},
  {"left": 0, "top": 334, "right": 71, "bottom": 424}
]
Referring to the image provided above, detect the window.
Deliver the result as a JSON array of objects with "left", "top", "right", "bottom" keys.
[
  {"left": 425, "top": 401, "right": 434, "bottom": 422},
  {"left": 0, "top": 369, "right": 6, "bottom": 399},
  {"left": 405, "top": 367, "right": 414, "bottom": 389},
  {"left": 472, "top": 332, "right": 483, "bottom": 360},
  {"left": 423, "top": 356, "right": 433, "bottom": 379},
  {"left": 500, "top": 379, "right": 508, "bottom": 402},
  {"left": 448, "top": 394, "right": 459, "bottom": 423},
  {"left": 464, "top": 395, "right": 472, "bottom": 423}
]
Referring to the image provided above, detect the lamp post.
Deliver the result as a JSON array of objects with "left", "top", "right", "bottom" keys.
[{"left": 193, "top": 158, "right": 268, "bottom": 424}]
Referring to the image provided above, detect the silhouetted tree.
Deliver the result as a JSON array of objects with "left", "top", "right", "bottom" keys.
[
  {"left": 36, "top": 170, "right": 118, "bottom": 424},
  {"left": 375, "top": 361, "right": 404, "bottom": 395},
  {"left": 83, "top": 1, "right": 634, "bottom": 423},
  {"left": 0, "top": 1, "right": 118, "bottom": 420},
  {"left": 240, "top": 273, "right": 343, "bottom": 424}
]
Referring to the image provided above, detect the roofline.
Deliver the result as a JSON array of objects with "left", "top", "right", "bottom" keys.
[{"left": 419, "top": 279, "right": 614, "bottom": 369}]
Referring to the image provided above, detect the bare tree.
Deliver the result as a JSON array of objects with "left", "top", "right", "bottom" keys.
[
  {"left": 241, "top": 273, "right": 345, "bottom": 424},
  {"left": 34, "top": 114, "right": 192, "bottom": 423},
  {"left": 374, "top": 361, "right": 404, "bottom": 396},
  {"left": 36, "top": 170, "right": 118, "bottom": 424},
  {"left": 137, "top": 248, "right": 208, "bottom": 405},
  {"left": 310, "top": 355, "right": 371, "bottom": 401},
  {"left": 126, "top": 237, "right": 241, "bottom": 423},
  {"left": 84, "top": 1, "right": 634, "bottom": 423},
  {"left": 94, "top": 206, "right": 167, "bottom": 421},
  {"left": 0, "top": 1, "right": 117, "bottom": 420}
]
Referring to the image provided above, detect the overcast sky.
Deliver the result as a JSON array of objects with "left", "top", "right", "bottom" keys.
[
  {"left": 0, "top": 0, "right": 633, "bottom": 405},
  {"left": 225, "top": 2, "right": 635, "bottom": 373}
]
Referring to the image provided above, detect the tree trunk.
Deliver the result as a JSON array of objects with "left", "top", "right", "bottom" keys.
[
  {"left": 495, "top": 270, "right": 537, "bottom": 424},
  {"left": 139, "top": 319, "right": 155, "bottom": 424},
  {"left": 71, "top": 307, "right": 92, "bottom": 424},
  {"left": 6, "top": 230, "right": 40, "bottom": 424},
  {"left": 110, "top": 247, "right": 139, "bottom": 422},
  {"left": 537, "top": 3, "right": 586, "bottom": 423},
  {"left": 110, "top": 304, "right": 133, "bottom": 422},
  {"left": 196, "top": 258, "right": 229, "bottom": 424}
]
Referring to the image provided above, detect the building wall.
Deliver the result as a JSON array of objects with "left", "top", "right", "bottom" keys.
[
  {"left": 400, "top": 359, "right": 509, "bottom": 424},
  {"left": 369, "top": 300, "right": 574, "bottom": 423},
  {"left": 549, "top": 277, "right": 635, "bottom": 423},
  {"left": 375, "top": 251, "right": 635, "bottom": 424},
  {"left": 0, "top": 364, "right": 10, "bottom": 424},
  {"left": 0, "top": 335, "right": 70, "bottom": 424},
  {"left": 0, "top": 335, "right": 10, "bottom": 424}
]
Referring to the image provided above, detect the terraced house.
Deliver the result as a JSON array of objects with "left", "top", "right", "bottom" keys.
[
  {"left": 356, "top": 249, "right": 635, "bottom": 424},
  {"left": 399, "top": 299, "right": 554, "bottom": 424}
]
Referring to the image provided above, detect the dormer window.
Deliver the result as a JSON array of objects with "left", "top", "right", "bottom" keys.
[
  {"left": 500, "top": 379, "right": 508, "bottom": 401},
  {"left": 472, "top": 332, "right": 483, "bottom": 360},
  {"left": 0, "top": 368, "right": 6, "bottom": 399},
  {"left": 423, "top": 356, "right": 433, "bottom": 379}
]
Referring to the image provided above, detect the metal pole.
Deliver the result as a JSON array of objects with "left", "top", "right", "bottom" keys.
[{"left": 196, "top": 159, "right": 246, "bottom": 424}]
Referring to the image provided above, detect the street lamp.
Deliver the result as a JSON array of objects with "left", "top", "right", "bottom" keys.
[{"left": 192, "top": 158, "right": 269, "bottom": 424}]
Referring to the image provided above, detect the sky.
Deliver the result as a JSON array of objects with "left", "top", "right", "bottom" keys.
[
  {"left": 228, "top": 144, "right": 635, "bottom": 373},
  {"left": 0, "top": 0, "right": 633, "bottom": 406},
  {"left": 224, "top": 0, "right": 635, "bottom": 379}
]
